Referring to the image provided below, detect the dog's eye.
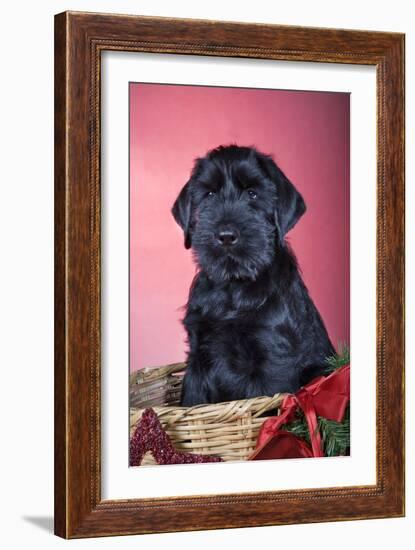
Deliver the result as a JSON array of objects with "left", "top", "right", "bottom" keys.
[
  {"left": 206, "top": 191, "right": 216, "bottom": 198},
  {"left": 247, "top": 189, "right": 258, "bottom": 199}
]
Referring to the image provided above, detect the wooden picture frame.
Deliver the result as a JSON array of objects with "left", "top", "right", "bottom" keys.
[{"left": 54, "top": 11, "right": 405, "bottom": 538}]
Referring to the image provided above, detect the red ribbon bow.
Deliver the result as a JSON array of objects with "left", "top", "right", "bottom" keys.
[{"left": 250, "top": 364, "right": 350, "bottom": 460}]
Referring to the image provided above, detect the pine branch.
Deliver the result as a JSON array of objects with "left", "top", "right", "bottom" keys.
[
  {"left": 281, "top": 407, "right": 350, "bottom": 457},
  {"left": 324, "top": 344, "right": 350, "bottom": 374},
  {"left": 319, "top": 405, "right": 350, "bottom": 457}
]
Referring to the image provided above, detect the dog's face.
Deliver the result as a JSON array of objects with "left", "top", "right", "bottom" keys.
[{"left": 172, "top": 145, "right": 306, "bottom": 282}]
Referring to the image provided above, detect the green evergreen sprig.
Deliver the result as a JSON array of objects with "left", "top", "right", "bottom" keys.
[{"left": 324, "top": 344, "right": 350, "bottom": 374}]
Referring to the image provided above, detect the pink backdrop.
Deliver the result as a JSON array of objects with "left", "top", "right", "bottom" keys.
[{"left": 130, "top": 83, "right": 350, "bottom": 373}]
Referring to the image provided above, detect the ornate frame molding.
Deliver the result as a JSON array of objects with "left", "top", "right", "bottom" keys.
[{"left": 55, "top": 11, "right": 405, "bottom": 538}]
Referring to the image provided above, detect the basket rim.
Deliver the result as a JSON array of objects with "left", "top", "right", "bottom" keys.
[
  {"left": 130, "top": 392, "right": 285, "bottom": 426},
  {"left": 129, "top": 362, "right": 186, "bottom": 384}
]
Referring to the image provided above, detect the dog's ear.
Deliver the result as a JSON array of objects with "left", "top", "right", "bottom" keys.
[
  {"left": 172, "top": 180, "right": 193, "bottom": 249},
  {"left": 257, "top": 153, "right": 306, "bottom": 239}
]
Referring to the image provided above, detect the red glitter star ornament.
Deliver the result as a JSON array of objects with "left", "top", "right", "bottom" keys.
[{"left": 130, "top": 408, "right": 223, "bottom": 466}]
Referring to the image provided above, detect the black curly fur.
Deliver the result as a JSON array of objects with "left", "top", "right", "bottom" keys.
[{"left": 172, "top": 145, "right": 334, "bottom": 406}]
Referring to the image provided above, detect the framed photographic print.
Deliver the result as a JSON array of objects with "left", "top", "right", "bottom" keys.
[{"left": 54, "top": 11, "right": 405, "bottom": 538}]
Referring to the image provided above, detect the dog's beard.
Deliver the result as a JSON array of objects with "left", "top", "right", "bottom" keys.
[{"left": 192, "top": 224, "right": 276, "bottom": 283}]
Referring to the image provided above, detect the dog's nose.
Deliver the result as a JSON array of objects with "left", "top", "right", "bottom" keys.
[{"left": 217, "top": 229, "right": 238, "bottom": 246}]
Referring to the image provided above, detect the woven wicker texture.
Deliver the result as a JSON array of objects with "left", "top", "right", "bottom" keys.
[
  {"left": 130, "top": 363, "right": 284, "bottom": 464},
  {"left": 129, "top": 362, "right": 184, "bottom": 408}
]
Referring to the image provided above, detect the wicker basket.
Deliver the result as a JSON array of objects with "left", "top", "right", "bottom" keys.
[
  {"left": 129, "top": 362, "right": 184, "bottom": 408},
  {"left": 130, "top": 362, "right": 284, "bottom": 464}
]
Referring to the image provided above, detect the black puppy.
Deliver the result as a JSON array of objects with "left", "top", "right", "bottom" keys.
[{"left": 172, "top": 145, "right": 334, "bottom": 406}]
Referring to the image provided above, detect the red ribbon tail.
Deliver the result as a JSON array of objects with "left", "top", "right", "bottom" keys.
[{"left": 297, "top": 391, "right": 324, "bottom": 457}]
